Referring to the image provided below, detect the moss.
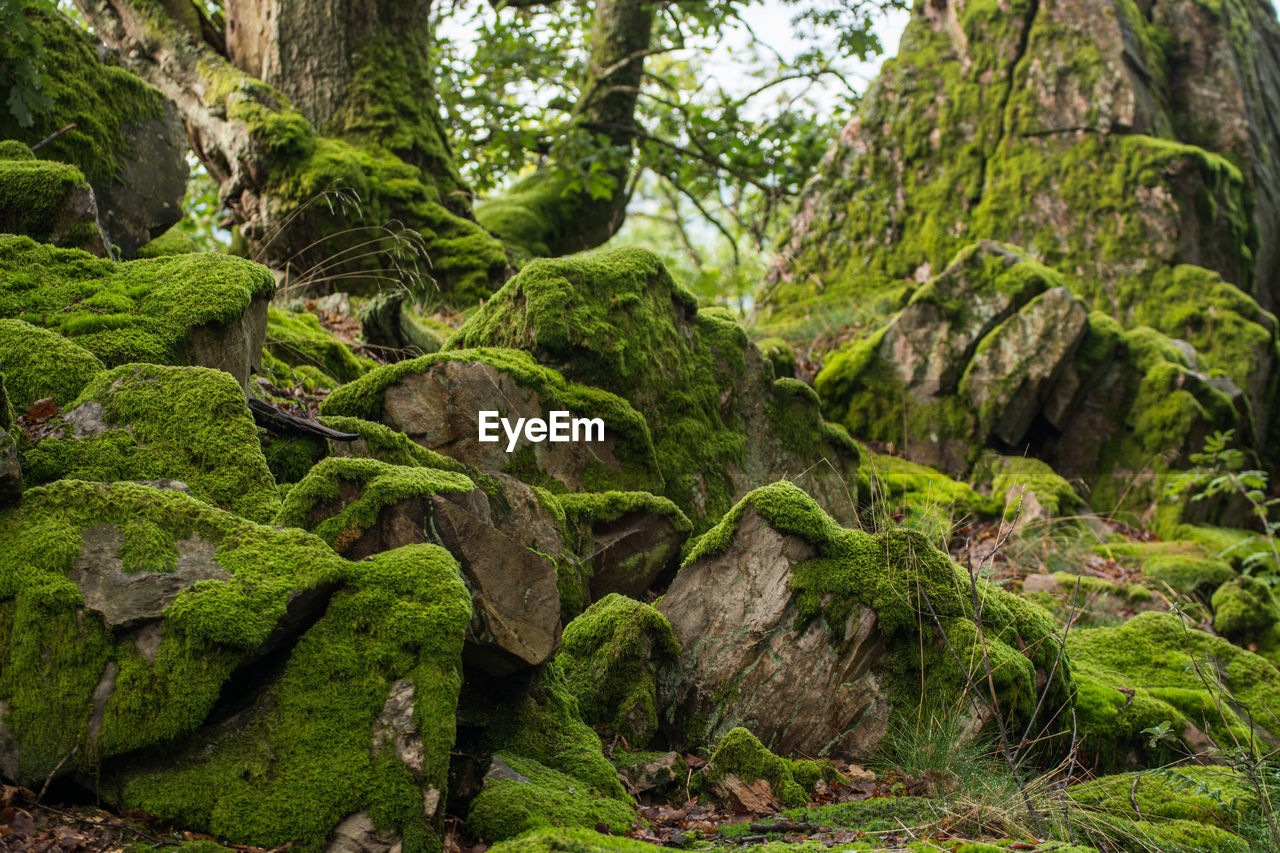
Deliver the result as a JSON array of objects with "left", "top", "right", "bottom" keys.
[
  {"left": 1173, "top": 524, "right": 1276, "bottom": 570},
  {"left": 112, "top": 543, "right": 472, "bottom": 853},
  {"left": 683, "top": 481, "right": 1069, "bottom": 744},
  {"left": 862, "top": 448, "right": 1002, "bottom": 544},
  {"left": 320, "top": 347, "right": 663, "bottom": 495},
  {"left": 318, "top": 415, "right": 469, "bottom": 474},
  {"left": 0, "top": 318, "right": 104, "bottom": 411},
  {"left": 265, "top": 307, "right": 377, "bottom": 385},
  {"left": 554, "top": 594, "right": 680, "bottom": 749},
  {"left": 485, "top": 828, "right": 674, "bottom": 853},
  {"left": 0, "top": 158, "right": 102, "bottom": 250},
  {"left": 0, "top": 480, "right": 351, "bottom": 781},
  {"left": 22, "top": 364, "right": 280, "bottom": 522},
  {"left": 0, "top": 236, "right": 274, "bottom": 369},
  {"left": 1052, "top": 572, "right": 1153, "bottom": 605},
  {"left": 555, "top": 492, "right": 692, "bottom": 534},
  {"left": 0, "top": 7, "right": 165, "bottom": 185},
  {"left": 1067, "top": 611, "right": 1280, "bottom": 771},
  {"left": 1141, "top": 554, "right": 1235, "bottom": 597},
  {"left": 274, "top": 456, "right": 475, "bottom": 547},
  {"left": 134, "top": 226, "right": 201, "bottom": 259},
  {"left": 260, "top": 434, "right": 327, "bottom": 484},
  {"left": 782, "top": 796, "right": 942, "bottom": 833},
  {"left": 1211, "top": 575, "right": 1280, "bottom": 640},
  {"left": 974, "top": 452, "right": 1083, "bottom": 521},
  {"left": 699, "top": 727, "right": 832, "bottom": 809},
  {"left": 755, "top": 336, "right": 795, "bottom": 378},
  {"left": 446, "top": 248, "right": 857, "bottom": 528},
  {"left": 465, "top": 752, "right": 637, "bottom": 842},
  {"left": 1068, "top": 768, "right": 1254, "bottom": 852}
]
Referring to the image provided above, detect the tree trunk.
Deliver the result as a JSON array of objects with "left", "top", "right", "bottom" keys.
[
  {"left": 475, "top": 0, "right": 653, "bottom": 256},
  {"left": 76, "top": 0, "right": 507, "bottom": 305}
]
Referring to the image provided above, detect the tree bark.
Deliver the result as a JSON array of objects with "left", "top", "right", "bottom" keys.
[
  {"left": 76, "top": 0, "right": 507, "bottom": 304},
  {"left": 476, "top": 0, "right": 654, "bottom": 256}
]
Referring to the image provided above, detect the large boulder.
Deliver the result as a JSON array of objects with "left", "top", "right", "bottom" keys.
[
  {"left": 0, "top": 236, "right": 274, "bottom": 389},
  {"left": 656, "top": 481, "right": 1069, "bottom": 758},
  {"left": 0, "top": 8, "right": 187, "bottom": 257},
  {"left": 0, "top": 480, "right": 470, "bottom": 852},
  {"left": 445, "top": 248, "right": 862, "bottom": 528},
  {"left": 321, "top": 347, "right": 664, "bottom": 495},
  {"left": 21, "top": 363, "right": 281, "bottom": 522},
  {"left": 0, "top": 319, "right": 105, "bottom": 412}
]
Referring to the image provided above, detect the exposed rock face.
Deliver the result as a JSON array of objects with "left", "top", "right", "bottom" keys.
[
  {"left": 0, "top": 481, "right": 469, "bottom": 852},
  {"left": 321, "top": 349, "right": 664, "bottom": 496},
  {"left": 657, "top": 482, "right": 1069, "bottom": 758},
  {"left": 446, "top": 248, "right": 863, "bottom": 528}
]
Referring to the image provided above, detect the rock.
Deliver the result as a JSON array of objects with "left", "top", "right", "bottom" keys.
[
  {"left": 0, "top": 481, "right": 470, "bottom": 853},
  {"left": 1020, "top": 575, "right": 1063, "bottom": 596},
  {"left": 358, "top": 290, "right": 442, "bottom": 362},
  {"left": 275, "top": 457, "right": 565, "bottom": 673},
  {"left": 265, "top": 306, "right": 376, "bottom": 386},
  {"left": 657, "top": 482, "right": 1069, "bottom": 758},
  {"left": 557, "top": 492, "right": 690, "bottom": 602},
  {"left": 554, "top": 594, "right": 680, "bottom": 749},
  {"left": 93, "top": 101, "right": 188, "bottom": 258},
  {"left": 0, "top": 9, "right": 185, "bottom": 258},
  {"left": 326, "top": 813, "right": 402, "bottom": 853},
  {"left": 321, "top": 348, "right": 664, "bottom": 496},
  {"left": 21, "top": 363, "right": 281, "bottom": 522},
  {"left": 0, "top": 148, "right": 108, "bottom": 255},
  {"left": 972, "top": 453, "right": 1083, "bottom": 528},
  {"left": 0, "top": 319, "right": 105, "bottom": 412},
  {"left": 0, "top": 236, "right": 274, "bottom": 389},
  {"left": 615, "top": 751, "right": 682, "bottom": 796},
  {"left": 444, "top": 248, "right": 862, "bottom": 527},
  {"left": 699, "top": 727, "right": 831, "bottom": 810}
]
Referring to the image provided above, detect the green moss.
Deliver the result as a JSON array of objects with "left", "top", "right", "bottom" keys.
[
  {"left": 265, "top": 307, "right": 377, "bottom": 385},
  {"left": 975, "top": 452, "right": 1083, "bottom": 521},
  {"left": 700, "top": 727, "right": 829, "bottom": 809},
  {"left": 1140, "top": 554, "right": 1236, "bottom": 597},
  {"left": 1068, "top": 611, "right": 1280, "bottom": 771},
  {"left": 320, "top": 347, "right": 663, "bottom": 495},
  {"left": 555, "top": 594, "right": 679, "bottom": 749},
  {"left": 1052, "top": 572, "right": 1153, "bottom": 605},
  {"left": 862, "top": 448, "right": 1002, "bottom": 544},
  {"left": 0, "top": 158, "right": 102, "bottom": 250},
  {"left": 0, "top": 235, "right": 274, "bottom": 369},
  {"left": 22, "top": 364, "right": 280, "bottom": 522},
  {"left": 318, "top": 415, "right": 469, "bottom": 474},
  {"left": 446, "top": 248, "right": 858, "bottom": 528},
  {"left": 0, "top": 7, "right": 165, "bottom": 185},
  {"left": 1211, "top": 575, "right": 1280, "bottom": 640},
  {"left": 783, "top": 796, "right": 941, "bottom": 833},
  {"left": 260, "top": 434, "right": 327, "bottom": 484},
  {"left": 134, "top": 226, "right": 201, "bottom": 259},
  {"left": 555, "top": 492, "right": 692, "bottom": 534},
  {"left": 274, "top": 456, "right": 475, "bottom": 548},
  {"left": 755, "top": 336, "right": 795, "bottom": 378},
  {"left": 684, "top": 481, "right": 1069, "bottom": 740},
  {"left": 466, "top": 752, "right": 637, "bottom": 842},
  {"left": 0, "top": 319, "right": 104, "bottom": 411},
  {"left": 112, "top": 543, "right": 472, "bottom": 853},
  {"left": 1173, "top": 524, "right": 1277, "bottom": 570},
  {"left": 485, "top": 828, "right": 674, "bottom": 853}
]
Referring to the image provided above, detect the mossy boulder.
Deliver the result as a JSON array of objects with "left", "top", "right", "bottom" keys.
[
  {"left": 0, "top": 8, "right": 188, "bottom": 256},
  {"left": 264, "top": 306, "right": 377, "bottom": 386},
  {"left": 974, "top": 452, "right": 1083, "bottom": 526},
  {"left": 0, "top": 319, "right": 105, "bottom": 412},
  {"left": 321, "top": 347, "right": 663, "bottom": 495},
  {"left": 1068, "top": 611, "right": 1280, "bottom": 771},
  {"left": 134, "top": 225, "right": 200, "bottom": 259},
  {"left": 657, "top": 481, "right": 1070, "bottom": 758},
  {"left": 0, "top": 236, "right": 274, "bottom": 389},
  {"left": 698, "top": 727, "right": 835, "bottom": 810},
  {"left": 0, "top": 147, "right": 108, "bottom": 255},
  {"left": 277, "top": 457, "right": 568, "bottom": 673},
  {"left": 1211, "top": 574, "right": 1280, "bottom": 642},
  {"left": 21, "top": 364, "right": 281, "bottom": 523},
  {"left": 554, "top": 594, "right": 680, "bottom": 749},
  {"left": 861, "top": 447, "right": 1002, "bottom": 545},
  {"left": 0, "top": 480, "right": 471, "bottom": 852},
  {"left": 1143, "top": 554, "right": 1236, "bottom": 598},
  {"left": 445, "top": 248, "right": 861, "bottom": 529},
  {"left": 463, "top": 666, "right": 635, "bottom": 842}
]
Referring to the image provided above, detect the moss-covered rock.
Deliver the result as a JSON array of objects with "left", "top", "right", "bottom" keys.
[
  {"left": 975, "top": 452, "right": 1083, "bottom": 525},
  {"left": 22, "top": 364, "right": 280, "bottom": 522},
  {"left": 554, "top": 595, "right": 679, "bottom": 749},
  {"left": 0, "top": 236, "right": 274, "bottom": 388},
  {"left": 1211, "top": 574, "right": 1280, "bottom": 642},
  {"left": 698, "top": 726, "right": 835, "bottom": 809},
  {"left": 485, "top": 828, "right": 673, "bottom": 853},
  {"left": 0, "top": 479, "right": 471, "bottom": 852},
  {"left": 861, "top": 447, "right": 1002, "bottom": 545},
  {"left": 134, "top": 226, "right": 200, "bottom": 259},
  {"left": 321, "top": 347, "right": 664, "bottom": 495},
  {"left": 1068, "top": 611, "right": 1280, "bottom": 771},
  {"left": 265, "top": 306, "right": 377, "bottom": 385},
  {"left": 0, "top": 152, "right": 107, "bottom": 255},
  {"left": 0, "top": 319, "right": 104, "bottom": 412},
  {"left": 658, "top": 481, "right": 1069, "bottom": 758},
  {"left": 445, "top": 248, "right": 861, "bottom": 529}
]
